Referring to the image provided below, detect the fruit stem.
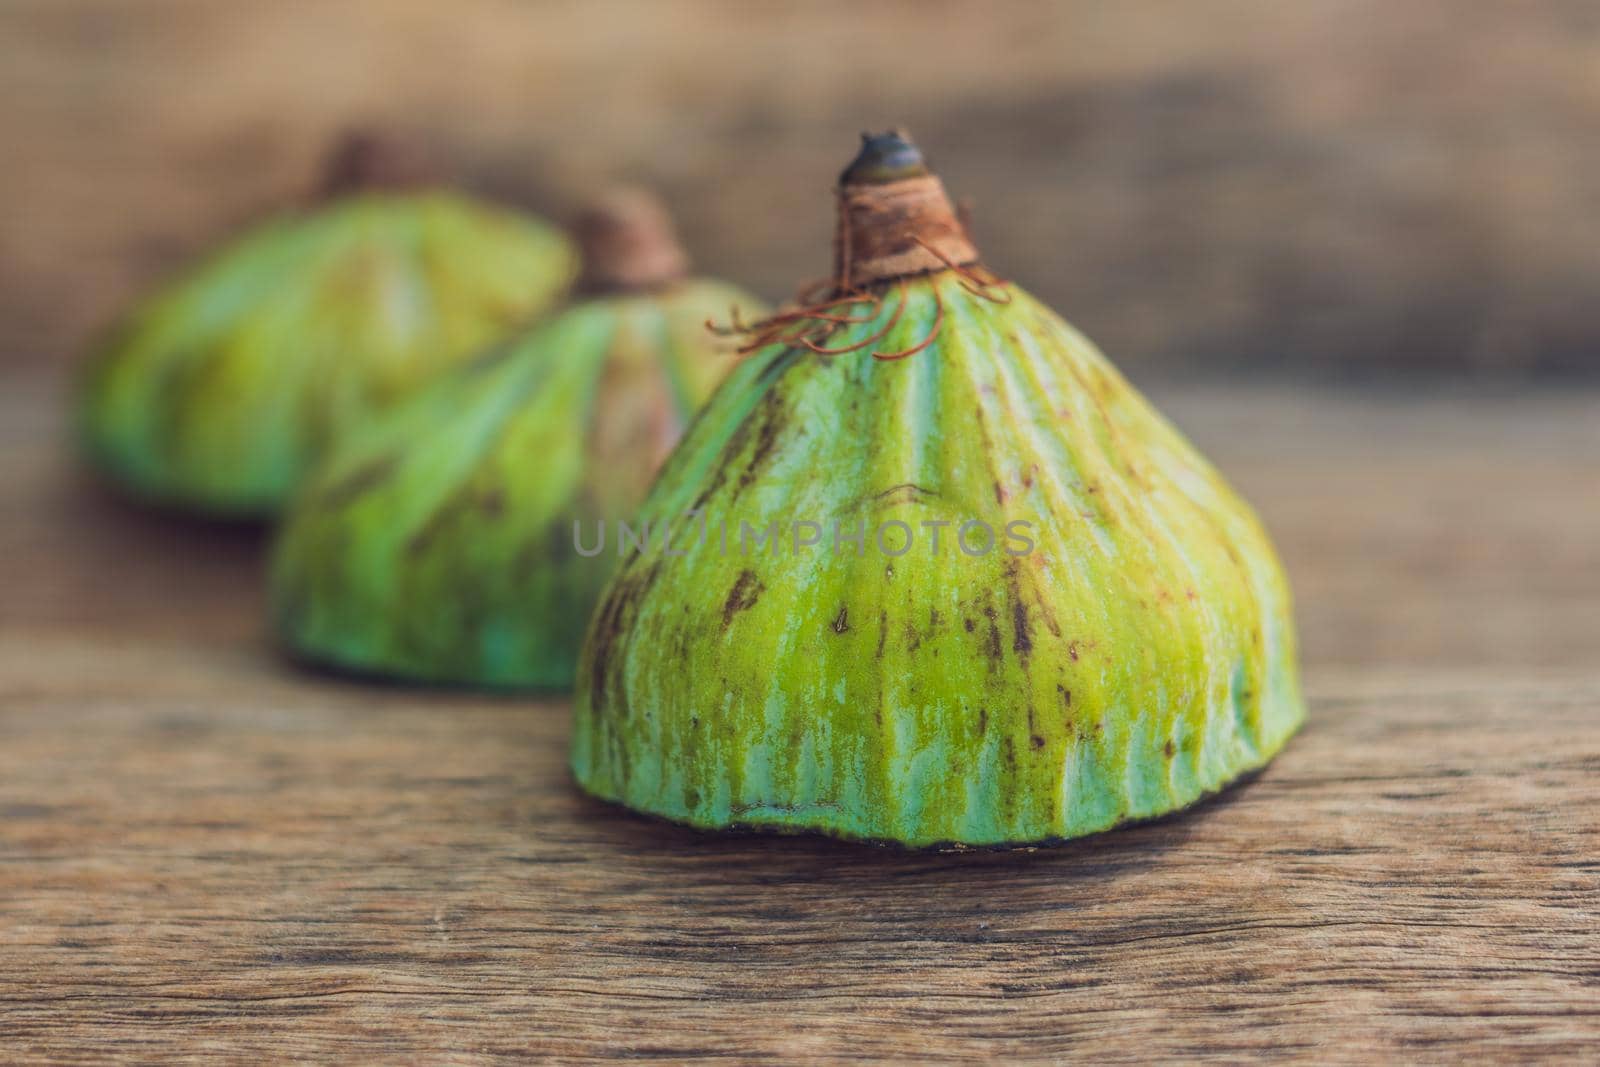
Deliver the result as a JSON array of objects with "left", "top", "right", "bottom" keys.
[
  {"left": 318, "top": 129, "right": 433, "bottom": 198},
  {"left": 574, "top": 187, "right": 691, "bottom": 294},
  {"left": 834, "top": 130, "right": 979, "bottom": 291}
]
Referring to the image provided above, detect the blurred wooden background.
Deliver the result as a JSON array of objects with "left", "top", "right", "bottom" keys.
[{"left": 4, "top": 0, "right": 1600, "bottom": 377}]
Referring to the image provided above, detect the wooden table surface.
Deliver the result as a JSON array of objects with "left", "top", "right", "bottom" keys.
[{"left": 2, "top": 372, "right": 1597, "bottom": 1061}]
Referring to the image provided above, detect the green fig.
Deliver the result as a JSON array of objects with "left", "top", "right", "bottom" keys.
[
  {"left": 78, "top": 132, "right": 576, "bottom": 517},
  {"left": 269, "top": 188, "right": 769, "bottom": 688},
  {"left": 571, "top": 132, "right": 1306, "bottom": 847}
]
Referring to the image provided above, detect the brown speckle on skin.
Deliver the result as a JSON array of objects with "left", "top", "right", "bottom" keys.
[
  {"left": 721, "top": 569, "right": 764, "bottom": 627},
  {"left": 406, "top": 486, "right": 477, "bottom": 557},
  {"left": 586, "top": 558, "right": 663, "bottom": 713},
  {"left": 315, "top": 453, "right": 399, "bottom": 509},
  {"left": 689, "top": 354, "right": 786, "bottom": 512},
  {"left": 1035, "top": 599, "right": 1062, "bottom": 638},
  {"left": 1057, "top": 684, "right": 1071, "bottom": 710},
  {"left": 1011, "top": 598, "right": 1033, "bottom": 656},
  {"left": 586, "top": 595, "right": 622, "bottom": 710},
  {"left": 1164, "top": 740, "right": 1176, "bottom": 759},
  {"left": 904, "top": 621, "right": 922, "bottom": 653},
  {"left": 982, "top": 605, "right": 1002, "bottom": 662},
  {"left": 735, "top": 390, "right": 786, "bottom": 493},
  {"left": 870, "top": 482, "right": 939, "bottom": 505}
]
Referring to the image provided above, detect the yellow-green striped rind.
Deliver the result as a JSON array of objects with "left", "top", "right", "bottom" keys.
[
  {"left": 268, "top": 279, "right": 768, "bottom": 689},
  {"left": 78, "top": 191, "right": 575, "bottom": 517},
  {"left": 572, "top": 272, "right": 1305, "bottom": 847}
]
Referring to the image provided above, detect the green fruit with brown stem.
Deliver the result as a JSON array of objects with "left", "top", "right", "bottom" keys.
[
  {"left": 269, "top": 188, "right": 768, "bottom": 688},
  {"left": 571, "top": 132, "right": 1306, "bottom": 847},
  {"left": 78, "top": 132, "right": 576, "bottom": 517}
]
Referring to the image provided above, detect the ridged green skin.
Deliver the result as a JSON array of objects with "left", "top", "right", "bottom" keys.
[
  {"left": 572, "top": 272, "right": 1305, "bottom": 847},
  {"left": 269, "top": 279, "right": 768, "bottom": 689},
  {"left": 78, "top": 191, "right": 575, "bottom": 516}
]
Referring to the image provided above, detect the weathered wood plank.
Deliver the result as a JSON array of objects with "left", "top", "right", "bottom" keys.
[
  {"left": 1, "top": 375, "right": 1598, "bottom": 1060},
  {"left": 0, "top": 644, "right": 1596, "bottom": 1061},
  {"left": 4, "top": 0, "right": 1600, "bottom": 376}
]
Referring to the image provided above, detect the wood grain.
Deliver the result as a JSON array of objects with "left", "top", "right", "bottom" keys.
[
  {"left": 5, "top": 0, "right": 1600, "bottom": 377},
  {"left": 1, "top": 372, "right": 1598, "bottom": 1061}
]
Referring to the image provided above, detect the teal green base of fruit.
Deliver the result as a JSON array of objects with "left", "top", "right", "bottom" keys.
[
  {"left": 571, "top": 273, "right": 1305, "bottom": 848},
  {"left": 79, "top": 191, "right": 574, "bottom": 518},
  {"left": 270, "top": 280, "right": 766, "bottom": 689}
]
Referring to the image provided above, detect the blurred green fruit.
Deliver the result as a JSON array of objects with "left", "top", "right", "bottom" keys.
[
  {"left": 78, "top": 134, "right": 575, "bottom": 516},
  {"left": 270, "top": 189, "right": 768, "bottom": 688}
]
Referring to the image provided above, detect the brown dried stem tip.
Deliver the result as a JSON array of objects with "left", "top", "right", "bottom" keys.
[
  {"left": 834, "top": 130, "right": 979, "bottom": 291},
  {"left": 574, "top": 187, "right": 691, "bottom": 294},
  {"left": 318, "top": 129, "right": 434, "bottom": 198}
]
